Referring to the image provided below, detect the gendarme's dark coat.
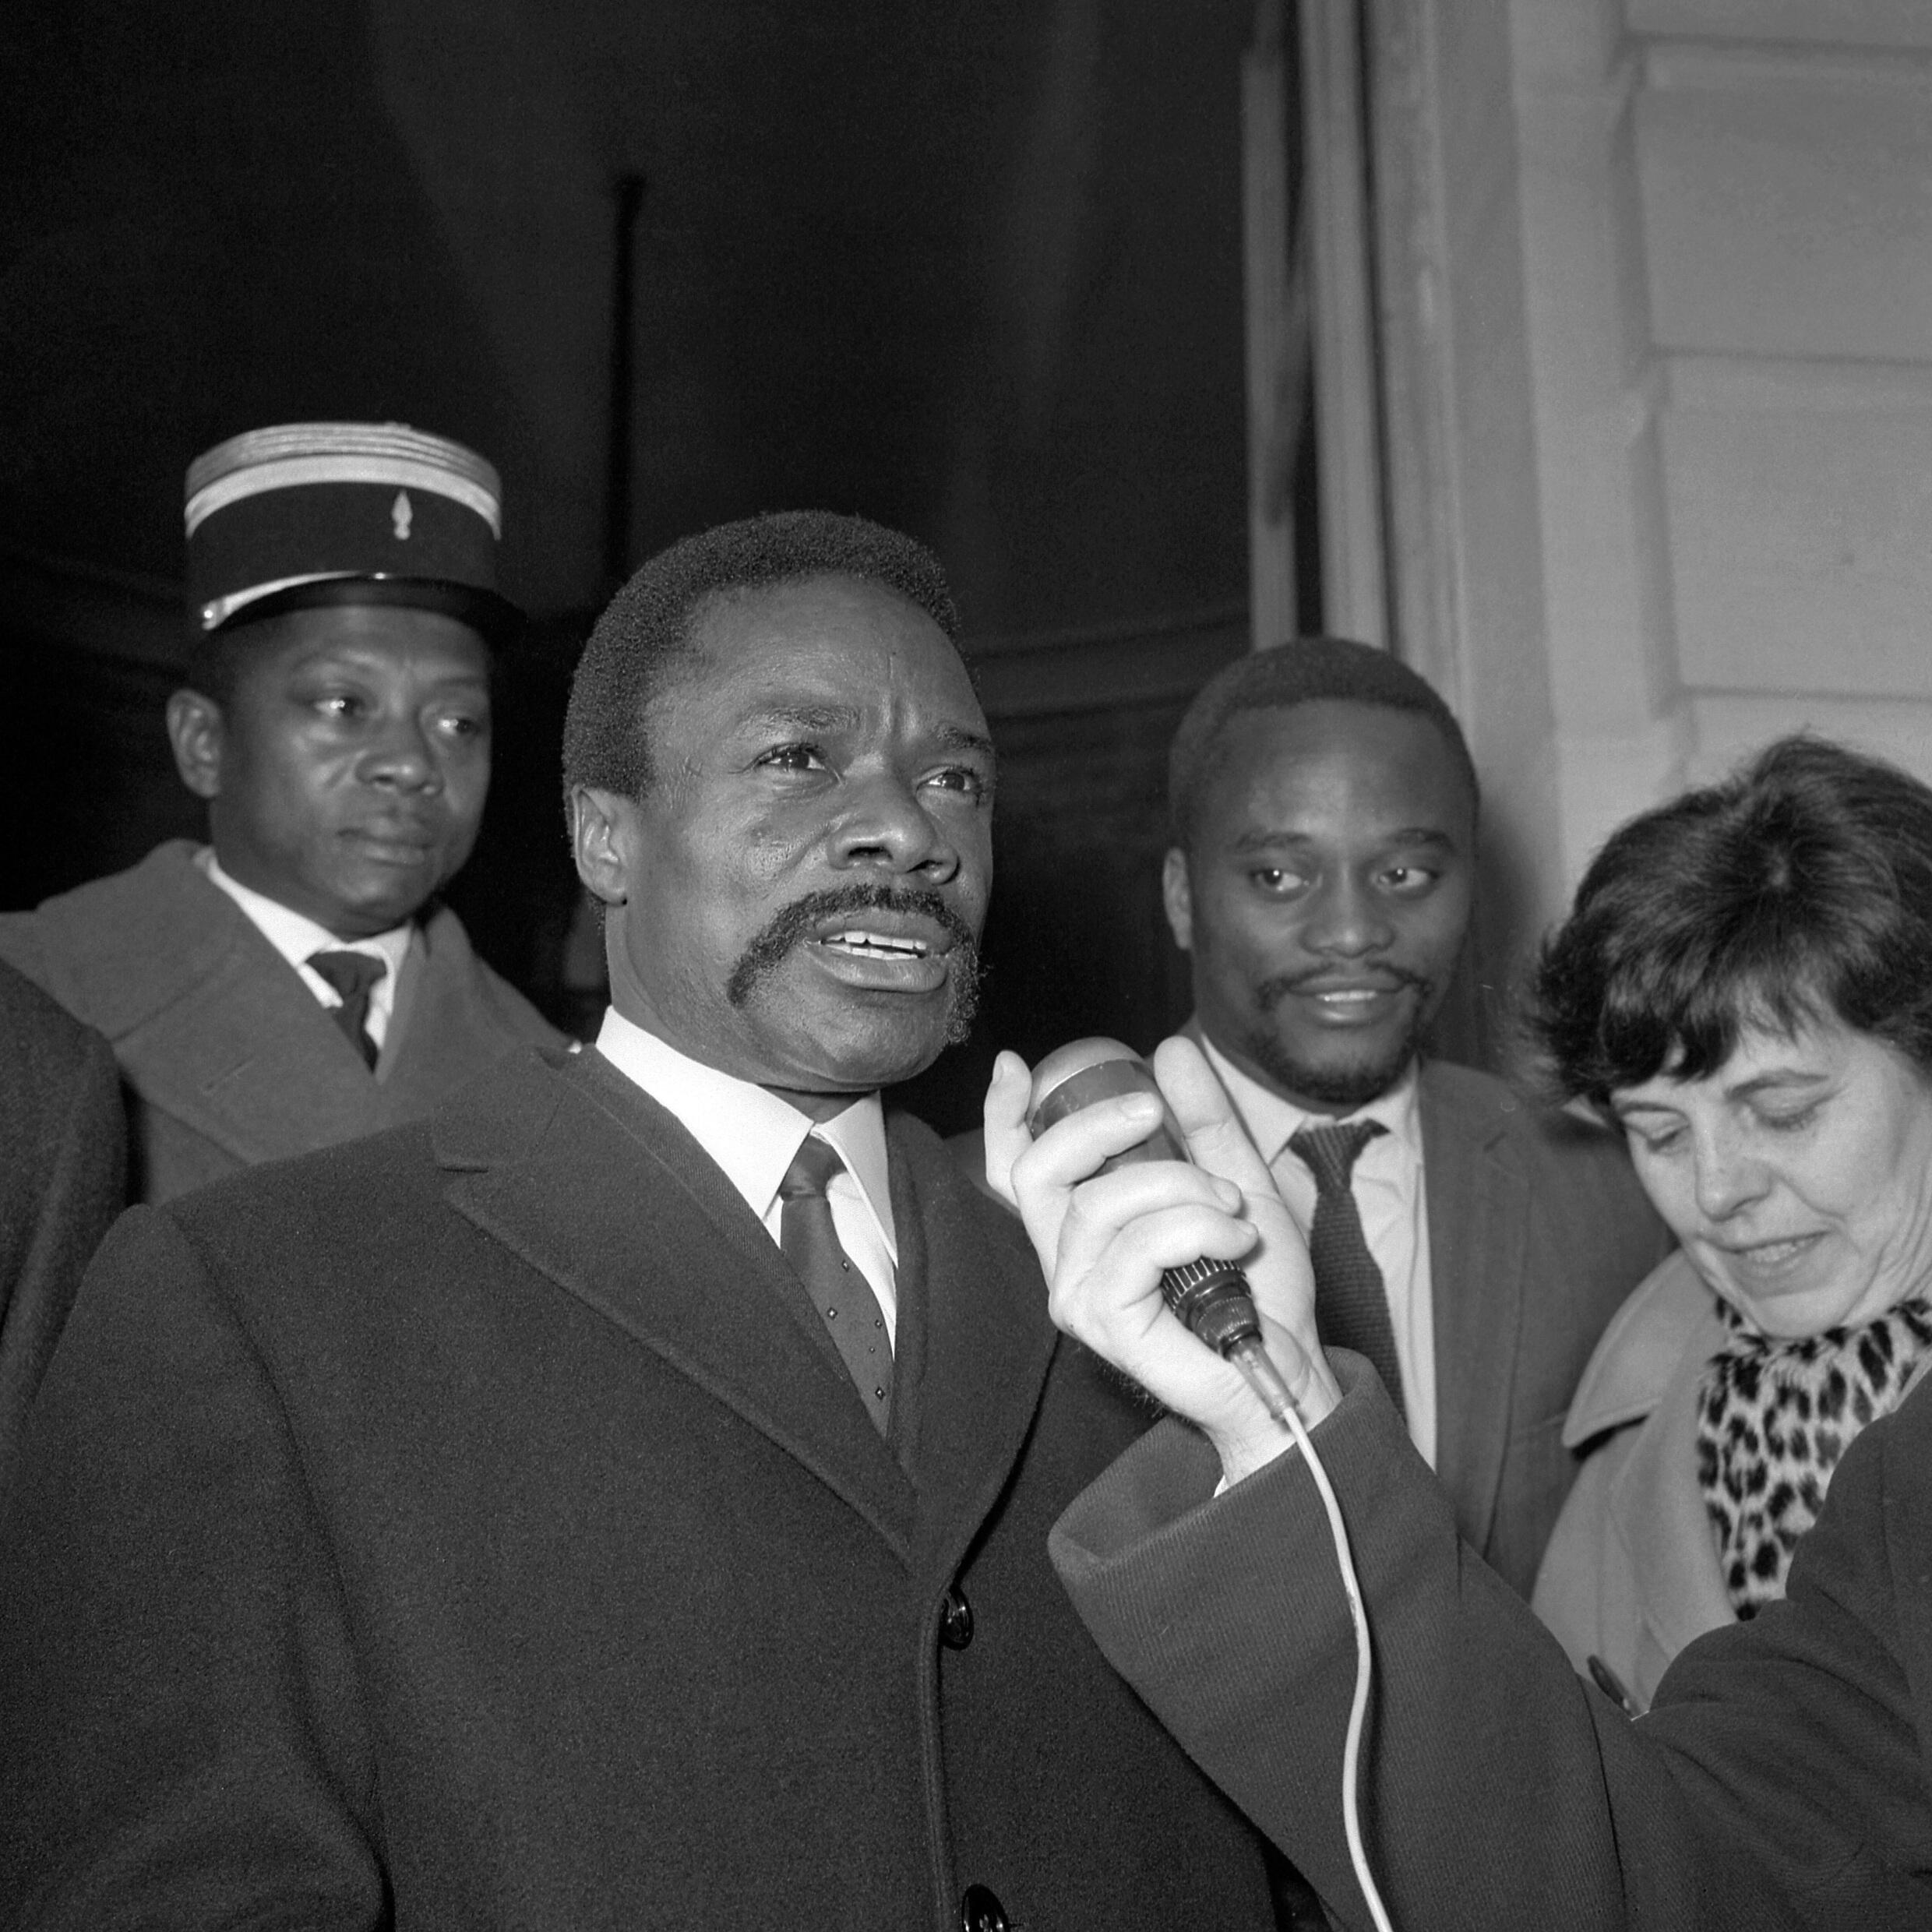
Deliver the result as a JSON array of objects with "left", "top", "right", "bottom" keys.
[
  {"left": 0, "top": 1047, "right": 1280, "bottom": 1931},
  {"left": 0, "top": 841, "right": 562, "bottom": 1202}
]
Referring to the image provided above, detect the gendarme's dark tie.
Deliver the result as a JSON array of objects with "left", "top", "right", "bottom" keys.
[
  {"left": 308, "top": 950, "right": 386, "bottom": 1070},
  {"left": 1288, "top": 1119, "right": 1405, "bottom": 1417},
  {"left": 777, "top": 1137, "right": 893, "bottom": 1434}
]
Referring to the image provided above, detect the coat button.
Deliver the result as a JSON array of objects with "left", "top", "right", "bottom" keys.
[
  {"left": 938, "top": 1582, "right": 975, "bottom": 1650},
  {"left": 960, "top": 1882, "right": 1008, "bottom": 1932}
]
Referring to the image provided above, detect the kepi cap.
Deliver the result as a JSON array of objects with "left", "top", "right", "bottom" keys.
[{"left": 184, "top": 421, "right": 521, "bottom": 640}]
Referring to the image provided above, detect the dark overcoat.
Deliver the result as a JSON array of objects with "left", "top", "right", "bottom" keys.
[
  {"left": 0, "top": 1047, "right": 1282, "bottom": 1931},
  {"left": 0, "top": 840, "right": 563, "bottom": 1202},
  {"left": 1056, "top": 1357, "right": 1932, "bottom": 1930},
  {"left": 0, "top": 956, "right": 122, "bottom": 1494}
]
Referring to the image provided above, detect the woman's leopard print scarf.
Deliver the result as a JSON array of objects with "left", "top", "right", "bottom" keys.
[{"left": 1698, "top": 1296, "right": 1932, "bottom": 1619}]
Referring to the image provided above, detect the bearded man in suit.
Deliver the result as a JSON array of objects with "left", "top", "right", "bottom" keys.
[
  {"left": 1158, "top": 640, "right": 1670, "bottom": 1595},
  {"left": 0, "top": 422, "right": 561, "bottom": 1203},
  {"left": 0, "top": 513, "right": 1289, "bottom": 1931}
]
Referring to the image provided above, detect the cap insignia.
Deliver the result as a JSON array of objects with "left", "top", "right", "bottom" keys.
[{"left": 392, "top": 490, "right": 413, "bottom": 541}]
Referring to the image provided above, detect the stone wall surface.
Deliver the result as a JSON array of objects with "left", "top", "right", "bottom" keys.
[{"left": 1373, "top": 0, "right": 1932, "bottom": 1031}]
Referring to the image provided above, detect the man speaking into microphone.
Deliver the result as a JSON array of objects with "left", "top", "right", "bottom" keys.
[{"left": 0, "top": 513, "right": 1291, "bottom": 1932}]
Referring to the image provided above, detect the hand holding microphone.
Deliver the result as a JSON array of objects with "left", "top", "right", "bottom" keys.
[
  {"left": 1025, "top": 1037, "right": 1299, "bottom": 1422},
  {"left": 989, "top": 1038, "right": 1392, "bottom": 1931},
  {"left": 985, "top": 1033, "right": 1341, "bottom": 1479}
]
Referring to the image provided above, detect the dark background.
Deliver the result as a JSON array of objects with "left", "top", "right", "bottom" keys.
[{"left": 0, "top": 0, "right": 1316, "bottom": 1130}]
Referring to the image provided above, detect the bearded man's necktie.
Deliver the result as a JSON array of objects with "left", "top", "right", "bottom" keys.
[
  {"left": 308, "top": 950, "right": 386, "bottom": 1070},
  {"left": 1288, "top": 1119, "right": 1405, "bottom": 1416},
  {"left": 777, "top": 1136, "right": 893, "bottom": 1433}
]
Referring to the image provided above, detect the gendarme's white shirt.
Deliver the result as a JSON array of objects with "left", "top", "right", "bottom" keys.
[
  {"left": 197, "top": 848, "right": 413, "bottom": 1050},
  {"left": 1200, "top": 1037, "right": 1437, "bottom": 1467},
  {"left": 594, "top": 1006, "right": 899, "bottom": 1349}
]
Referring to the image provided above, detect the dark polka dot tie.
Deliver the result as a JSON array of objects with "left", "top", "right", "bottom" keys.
[
  {"left": 308, "top": 950, "right": 386, "bottom": 1071},
  {"left": 1288, "top": 1119, "right": 1405, "bottom": 1417},
  {"left": 777, "top": 1137, "right": 893, "bottom": 1434}
]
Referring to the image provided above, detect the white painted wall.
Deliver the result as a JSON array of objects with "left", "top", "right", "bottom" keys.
[
  {"left": 1370, "top": 0, "right": 1932, "bottom": 997},
  {"left": 1638, "top": 26, "right": 1932, "bottom": 796}
]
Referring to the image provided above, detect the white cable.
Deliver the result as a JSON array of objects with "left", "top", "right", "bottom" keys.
[
  {"left": 1276, "top": 1395, "right": 1396, "bottom": 1932},
  {"left": 1225, "top": 1341, "right": 1396, "bottom": 1932}
]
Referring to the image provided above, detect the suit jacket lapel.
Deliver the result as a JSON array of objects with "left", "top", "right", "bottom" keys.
[
  {"left": 56, "top": 851, "right": 385, "bottom": 1166},
  {"left": 441, "top": 1050, "right": 918, "bottom": 1560},
  {"left": 1422, "top": 1063, "right": 1528, "bottom": 1557},
  {"left": 375, "top": 905, "right": 558, "bottom": 1111},
  {"left": 886, "top": 1117, "right": 1059, "bottom": 1584},
  {"left": 1189, "top": 1026, "right": 1525, "bottom": 1551},
  {"left": 375, "top": 929, "right": 425, "bottom": 1084}
]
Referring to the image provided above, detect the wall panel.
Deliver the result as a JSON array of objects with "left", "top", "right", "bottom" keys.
[
  {"left": 1628, "top": 0, "right": 1932, "bottom": 52},
  {"left": 1688, "top": 693, "right": 1932, "bottom": 787},
  {"left": 1638, "top": 52, "right": 1932, "bottom": 361},
  {"left": 1660, "top": 358, "right": 1932, "bottom": 694}
]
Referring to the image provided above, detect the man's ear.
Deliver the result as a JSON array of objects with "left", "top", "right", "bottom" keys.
[
  {"left": 1161, "top": 847, "right": 1194, "bottom": 953},
  {"left": 571, "top": 785, "right": 636, "bottom": 905},
  {"left": 165, "top": 689, "right": 226, "bottom": 801}
]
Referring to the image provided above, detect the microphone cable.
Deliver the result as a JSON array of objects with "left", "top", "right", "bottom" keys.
[
  {"left": 1241, "top": 1349, "right": 1395, "bottom": 1932},
  {"left": 1025, "top": 1039, "right": 1397, "bottom": 1932}
]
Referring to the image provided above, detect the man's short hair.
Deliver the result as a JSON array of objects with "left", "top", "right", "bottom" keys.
[
  {"left": 1166, "top": 636, "right": 1479, "bottom": 850},
  {"left": 178, "top": 626, "right": 255, "bottom": 710},
  {"left": 1530, "top": 734, "right": 1932, "bottom": 1105},
  {"left": 562, "top": 510, "right": 961, "bottom": 801}
]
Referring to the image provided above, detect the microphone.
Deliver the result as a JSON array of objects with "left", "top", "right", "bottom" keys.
[
  {"left": 1025, "top": 1038, "right": 1296, "bottom": 1426},
  {"left": 1029, "top": 1040, "right": 1398, "bottom": 1931}
]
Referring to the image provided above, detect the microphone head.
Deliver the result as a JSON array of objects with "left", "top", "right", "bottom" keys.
[
  {"left": 1025, "top": 1036, "right": 1186, "bottom": 1162},
  {"left": 1025, "top": 1037, "right": 1262, "bottom": 1349},
  {"left": 1027, "top": 1036, "right": 1141, "bottom": 1118}
]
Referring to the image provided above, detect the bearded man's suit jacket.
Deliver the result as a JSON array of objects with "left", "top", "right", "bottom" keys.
[
  {"left": 0, "top": 1046, "right": 1282, "bottom": 1931},
  {"left": 1404, "top": 1059, "right": 1672, "bottom": 1596},
  {"left": 0, "top": 841, "right": 563, "bottom": 1203},
  {"left": 955, "top": 1049, "right": 1670, "bottom": 1599},
  {"left": 0, "top": 957, "right": 122, "bottom": 1497}
]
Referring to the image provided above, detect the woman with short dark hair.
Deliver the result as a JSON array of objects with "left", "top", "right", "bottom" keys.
[{"left": 1528, "top": 734, "right": 1932, "bottom": 1709}]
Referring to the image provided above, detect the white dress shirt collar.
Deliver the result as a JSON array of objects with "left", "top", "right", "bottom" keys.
[
  {"left": 1199, "top": 1034, "right": 1421, "bottom": 1165},
  {"left": 198, "top": 847, "right": 413, "bottom": 1041},
  {"left": 593, "top": 1004, "right": 898, "bottom": 1264},
  {"left": 1200, "top": 1035, "right": 1437, "bottom": 1466}
]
